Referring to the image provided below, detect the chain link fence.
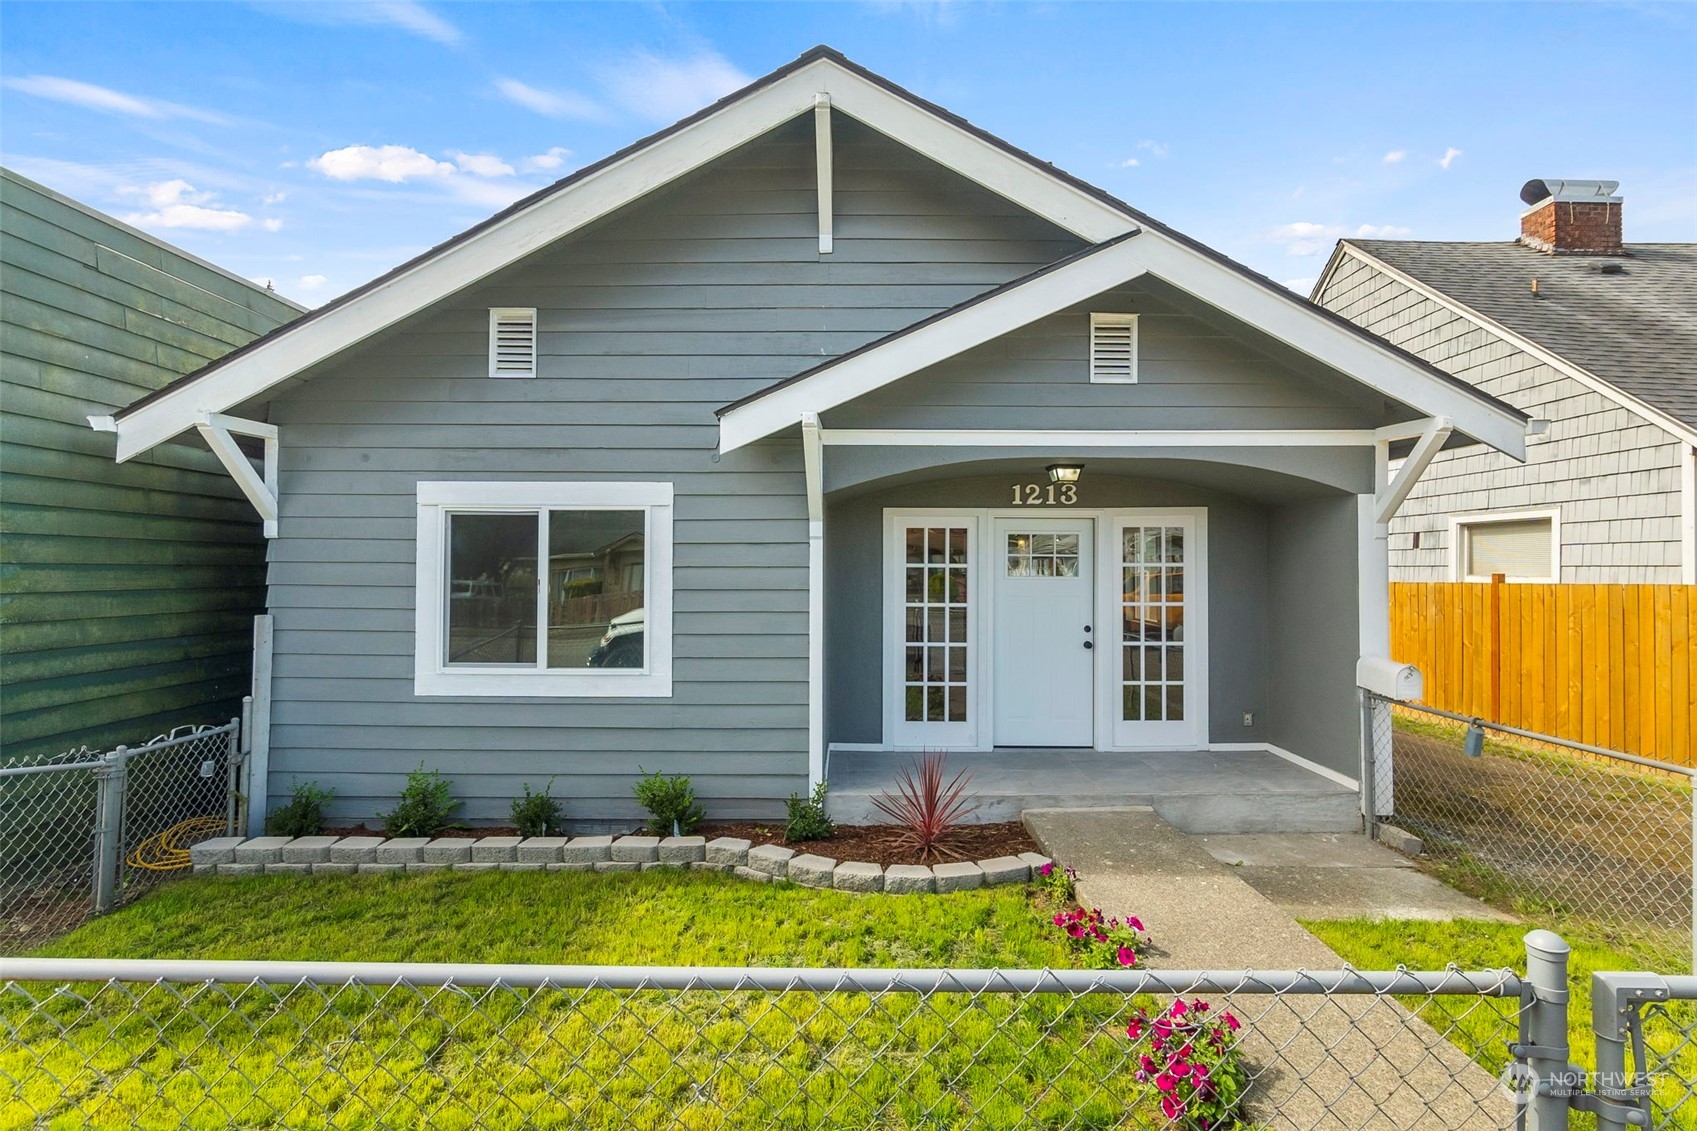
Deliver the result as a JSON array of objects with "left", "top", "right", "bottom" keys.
[
  {"left": 1592, "top": 971, "right": 1697, "bottom": 1130},
  {"left": 0, "top": 720, "right": 243, "bottom": 949},
  {"left": 1, "top": 957, "right": 1524, "bottom": 1130},
  {"left": 1366, "top": 693, "right": 1693, "bottom": 953}
]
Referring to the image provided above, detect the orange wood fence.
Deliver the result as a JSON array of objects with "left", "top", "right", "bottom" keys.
[{"left": 1389, "top": 581, "right": 1697, "bottom": 766}]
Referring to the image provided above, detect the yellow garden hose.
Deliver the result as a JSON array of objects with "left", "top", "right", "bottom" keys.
[{"left": 126, "top": 816, "right": 230, "bottom": 872}]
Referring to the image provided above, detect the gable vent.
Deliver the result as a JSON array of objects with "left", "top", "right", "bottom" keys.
[
  {"left": 489, "top": 308, "right": 537, "bottom": 378},
  {"left": 1089, "top": 312, "right": 1138, "bottom": 383}
]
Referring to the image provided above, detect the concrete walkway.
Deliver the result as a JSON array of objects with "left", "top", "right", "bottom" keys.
[{"left": 1024, "top": 807, "right": 1517, "bottom": 1130}]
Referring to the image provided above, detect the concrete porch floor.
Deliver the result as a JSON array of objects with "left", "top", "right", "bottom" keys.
[{"left": 825, "top": 747, "right": 1361, "bottom": 834}]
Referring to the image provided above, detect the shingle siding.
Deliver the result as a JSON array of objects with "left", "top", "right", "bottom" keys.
[
  {"left": 0, "top": 169, "right": 302, "bottom": 761},
  {"left": 1317, "top": 252, "right": 1687, "bottom": 583},
  {"left": 263, "top": 114, "right": 1087, "bottom": 825}
]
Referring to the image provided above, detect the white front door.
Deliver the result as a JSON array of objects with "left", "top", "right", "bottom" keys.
[{"left": 993, "top": 519, "right": 1095, "bottom": 746}]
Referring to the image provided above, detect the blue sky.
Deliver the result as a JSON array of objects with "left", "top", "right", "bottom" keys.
[{"left": 3, "top": 1, "right": 1692, "bottom": 306}]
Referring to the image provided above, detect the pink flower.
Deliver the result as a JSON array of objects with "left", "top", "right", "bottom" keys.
[
  {"left": 1223, "top": 1012, "right": 1241, "bottom": 1032},
  {"left": 1154, "top": 1072, "right": 1177, "bottom": 1094},
  {"left": 1169, "top": 999, "right": 1189, "bottom": 1018},
  {"left": 1160, "top": 1095, "right": 1183, "bottom": 1120},
  {"left": 1039, "top": 862, "right": 1054, "bottom": 877},
  {"left": 1127, "top": 1019, "right": 1145, "bottom": 1040},
  {"left": 1127, "top": 916, "right": 1145, "bottom": 932},
  {"left": 1117, "top": 946, "right": 1137, "bottom": 967}
]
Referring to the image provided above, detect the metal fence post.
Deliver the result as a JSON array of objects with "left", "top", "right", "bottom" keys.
[
  {"left": 91, "top": 746, "right": 129, "bottom": 915},
  {"left": 1590, "top": 971, "right": 1663, "bottom": 1131},
  {"left": 1522, "top": 929, "right": 1573, "bottom": 1131},
  {"left": 1360, "top": 689, "right": 1380, "bottom": 840},
  {"left": 225, "top": 716, "right": 244, "bottom": 837}
]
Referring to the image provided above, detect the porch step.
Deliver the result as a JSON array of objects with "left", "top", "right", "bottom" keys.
[{"left": 824, "top": 749, "right": 1361, "bottom": 835}]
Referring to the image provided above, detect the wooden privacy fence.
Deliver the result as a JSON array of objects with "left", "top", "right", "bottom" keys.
[{"left": 1389, "top": 581, "right": 1696, "bottom": 766}]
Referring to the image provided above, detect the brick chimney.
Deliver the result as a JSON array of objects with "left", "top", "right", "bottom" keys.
[{"left": 1519, "top": 179, "right": 1622, "bottom": 255}]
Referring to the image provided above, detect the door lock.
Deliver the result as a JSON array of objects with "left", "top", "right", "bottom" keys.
[{"left": 1083, "top": 641, "right": 1094, "bottom": 650}]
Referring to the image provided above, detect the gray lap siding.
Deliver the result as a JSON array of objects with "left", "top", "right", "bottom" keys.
[{"left": 260, "top": 113, "right": 1084, "bottom": 825}]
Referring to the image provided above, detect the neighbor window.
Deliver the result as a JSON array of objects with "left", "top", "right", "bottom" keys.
[
  {"left": 415, "top": 482, "right": 673, "bottom": 696},
  {"left": 1452, "top": 511, "right": 1558, "bottom": 582}
]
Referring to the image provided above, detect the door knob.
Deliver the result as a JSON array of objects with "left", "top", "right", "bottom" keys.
[{"left": 1083, "top": 641, "right": 1094, "bottom": 650}]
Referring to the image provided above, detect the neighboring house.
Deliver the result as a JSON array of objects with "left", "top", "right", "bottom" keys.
[
  {"left": 1314, "top": 181, "right": 1697, "bottom": 584},
  {"left": 0, "top": 168, "right": 304, "bottom": 761},
  {"left": 93, "top": 48, "right": 1530, "bottom": 829}
]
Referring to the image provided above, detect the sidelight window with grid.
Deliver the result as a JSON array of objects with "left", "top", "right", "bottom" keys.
[
  {"left": 903, "top": 526, "right": 970, "bottom": 723},
  {"left": 1122, "top": 525, "right": 1186, "bottom": 723}
]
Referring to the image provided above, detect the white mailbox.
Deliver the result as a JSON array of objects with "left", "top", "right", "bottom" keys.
[{"left": 1356, "top": 656, "right": 1423, "bottom": 701}]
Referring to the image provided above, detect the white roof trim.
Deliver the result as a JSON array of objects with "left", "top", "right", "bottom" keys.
[
  {"left": 105, "top": 55, "right": 1135, "bottom": 462},
  {"left": 720, "top": 227, "right": 1529, "bottom": 459},
  {"left": 1322, "top": 242, "right": 1697, "bottom": 449}
]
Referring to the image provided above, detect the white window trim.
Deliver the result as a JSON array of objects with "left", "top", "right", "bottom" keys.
[
  {"left": 488, "top": 307, "right": 537, "bottom": 379},
  {"left": 415, "top": 481, "right": 673, "bottom": 697},
  {"left": 1447, "top": 507, "right": 1561, "bottom": 583},
  {"left": 1088, "top": 311, "right": 1139, "bottom": 384}
]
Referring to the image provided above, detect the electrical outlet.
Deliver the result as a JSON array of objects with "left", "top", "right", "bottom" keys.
[{"left": 1241, "top": 712, "right": 1254, "bottom": 727}]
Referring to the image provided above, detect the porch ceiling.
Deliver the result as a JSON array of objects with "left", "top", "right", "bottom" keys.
[{"left": 822, "top": 453, "right": 1367, "bottom": 503}]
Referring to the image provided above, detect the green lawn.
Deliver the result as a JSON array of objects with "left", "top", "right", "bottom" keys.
[
  {"left": 1307, "top": 917, "right": 1696, "bottom": 1130},
  {"left": 7, "top": 870, "right": 1159, "bottom": 1131}
]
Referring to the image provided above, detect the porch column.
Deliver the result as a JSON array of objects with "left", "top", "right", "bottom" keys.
[{"left": 802, "top": 413, "right": 825, "bottom": 788}]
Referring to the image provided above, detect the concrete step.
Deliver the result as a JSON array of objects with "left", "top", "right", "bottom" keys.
[{"left": 828, "top": 786, "right": 1360, "bottom": 834}]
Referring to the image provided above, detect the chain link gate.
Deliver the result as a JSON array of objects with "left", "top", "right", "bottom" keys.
[{"left": 0, "top": 719, "right": 244, "bottom": 946}]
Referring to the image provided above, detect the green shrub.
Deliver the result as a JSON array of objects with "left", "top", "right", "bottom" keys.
[
  {"left": 511, "top": 779, "right": 562, "bottom": 838},
  {"left": 633, "top": 768, "right": 704, "bottom": 835},
  {"left": 266, "top": 780, "right": 333, "bottom": 838},
  {"left": 784, "top": 781, "right": 833, "bottom": 843},
  {"left": 379, "top": 763, "right": 460, "bottom": 838}
]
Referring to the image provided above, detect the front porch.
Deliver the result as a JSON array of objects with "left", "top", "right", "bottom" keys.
[{"left": 824, "top": 747, "right": 1361, "bottom": 834}]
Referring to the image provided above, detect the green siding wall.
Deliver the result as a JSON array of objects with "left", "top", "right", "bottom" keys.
[{"left": 0, "top": 168, "right": 302, "bottom": 761}]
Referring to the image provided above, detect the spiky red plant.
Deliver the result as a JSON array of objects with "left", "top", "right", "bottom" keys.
[{"left": 870, "top": 752, "right": 980, "bottom": 863}]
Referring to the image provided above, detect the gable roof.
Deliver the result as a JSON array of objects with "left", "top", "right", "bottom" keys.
[
  {"left": 718, "top": 225, "right": 1530, "bottom": 457},
  {"left": 103, "top": 45, "right": 1528, "bottom": 464},
  {"left": 1328, "top": 239, "right": 1697, "bottom": 440}
]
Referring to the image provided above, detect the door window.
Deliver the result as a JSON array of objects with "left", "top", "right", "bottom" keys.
[
  {"left": 904, "top": 526, "right": 970, "bottom": 724},
  {"left": 1121, "top": 525, "right": 1185, "bottom": 723}
]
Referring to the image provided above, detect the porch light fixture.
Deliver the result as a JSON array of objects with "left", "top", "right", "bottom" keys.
[{"left": 1046, "top": 463, "right": 1084, "bottom": 485}]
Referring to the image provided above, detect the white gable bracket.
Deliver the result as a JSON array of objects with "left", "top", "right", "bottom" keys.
[
  {"left": 814, "top": 94, "right": 833, "bottom": 255},
  {"left": 1374, "top": 416, "right": 1452, "bottom": 525},
  {"left": 195, "top": 412, "right": 279, "bottom": 538}
]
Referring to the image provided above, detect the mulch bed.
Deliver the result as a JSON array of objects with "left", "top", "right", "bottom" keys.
[{"left": 317, "top": 821, "right": 1040, "bottom": 870}]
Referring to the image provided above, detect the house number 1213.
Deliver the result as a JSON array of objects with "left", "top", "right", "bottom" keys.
[{"left": 1010, "top": 483, "right": 1078, "bottom": 505}]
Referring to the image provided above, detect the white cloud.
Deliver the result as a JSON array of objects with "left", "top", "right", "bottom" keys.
[
  {"left": 261, "top": 1, "right": 461, "bottom": 45},
  {"left": 450, "top": 151, "right": 514, "bottom": 178},
  {"left": 444, "top": 177, "right": 535, "bottom": 209},
  {"left": 262, "top": 217, "right": 283, "bottom": 232},
  {"left": 1438, "top": 147, "right": 1463, "bottom": 170},
  {"left": 597, "top": 50, "right": 751, "bottom": 123},
  {"left": 520, "top": 146, "right": 572, "bottom": 173},
  {"left": 3, "top": 74, "right": 225, "bottom": 123},
  {"left": 1118, "top": 157, "right": 1140, "bottom": 168},
  {"left": 494, "top": 78, "right": 609, "bottom": 121},
  {"left": 299, "top": 274, "right": 329, "bottom": 290},
  {"left": 310, "top": 144, "right": 455, "bottom": 182},
  {"left": 121, "top": 179, "right": 253, "bottom": 231},
  {"left": 1382, "top": 150, "right": 1407, "bottom": 165},
  {"left": 262, "top": 191, "right": 287, "bottom": 205},
  {"left": 1268, "top": 221, "right": 1414, "bottom": 256},
  {"left": 1137, "top": 139, "right": 1170, "bottom": 159},
  {"left": 1291, "top": 186, "right": 1306, "bottom": 199},
  {"left": 1283, "top": 277, "right": 1318, "bottom": 294}
]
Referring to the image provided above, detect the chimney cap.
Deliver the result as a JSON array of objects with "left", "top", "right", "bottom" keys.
[{"left": 1520, "top": 178, "right": 1621, "bottom": 207}]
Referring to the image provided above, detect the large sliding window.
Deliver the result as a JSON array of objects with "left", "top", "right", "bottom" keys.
[{"left": 416, "top": 482, "right": 673, "bottom": 696}]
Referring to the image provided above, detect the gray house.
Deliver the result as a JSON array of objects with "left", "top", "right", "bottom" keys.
[
  {"left": 1314, "top": 181, "right": 1696, "bottom": 585},
  {"left": 94, "top": 49, "right": 1529, "bottom": 831}
]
